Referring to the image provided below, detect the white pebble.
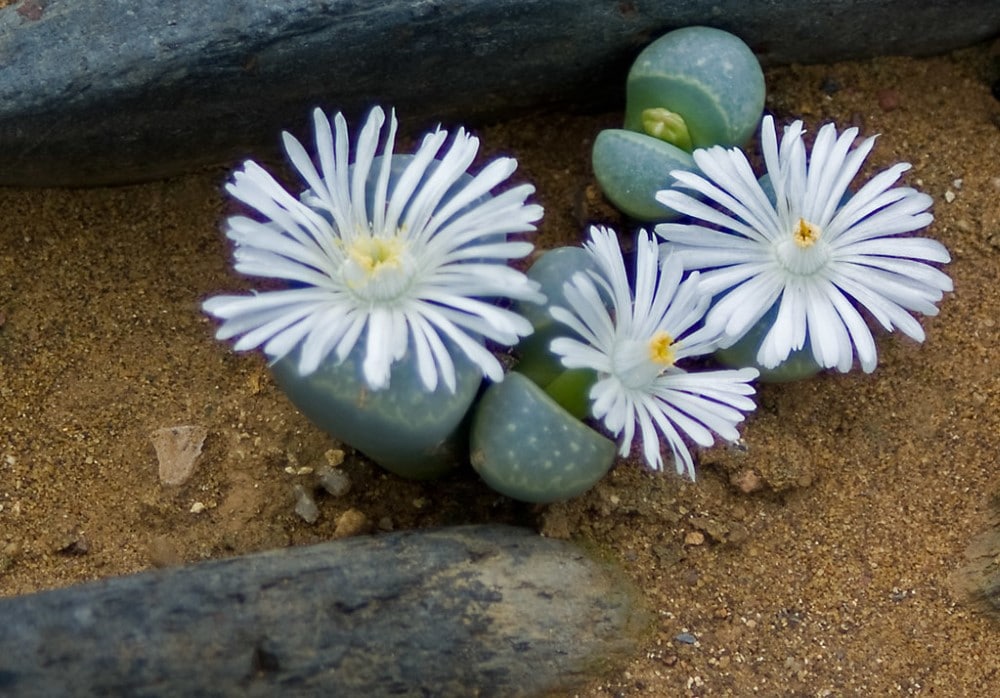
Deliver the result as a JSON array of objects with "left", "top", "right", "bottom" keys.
[
  {"left": 294, "top": 485, "right": 320, "bottom": 524},
  {"left": 318, "top": 467, "right": 351, "bottom": 497}
]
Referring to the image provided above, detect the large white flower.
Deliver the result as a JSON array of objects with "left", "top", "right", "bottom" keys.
[
  {"left": 655, "top": 115, "right": 952, "bottom": 373},
  {"left": 548, "top": 226, "right": 758, "bottom": 478},
  {"left": 203, "top": 106, "right": 545, "bottom": 392}
]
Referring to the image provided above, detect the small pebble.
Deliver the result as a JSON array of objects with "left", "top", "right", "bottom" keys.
[
  {"left": 284, "top": 466, "right": 314, "bottom": 476},
  {"left": 333, "top": 508, "right": 369, "bottom": 539},
  {"left": 55, "top": 534, "right": 89, "bottom": 556},
  {"left": 190, "top": 501, "right": 207, "bottom": 514},
  {"left": 151, "top": 425, "right": 208, "bottom": 486},
  {"left": 293, "top": 484, "right": 320, "bottom": 524},
  {"left": 674, "top": 632, "right": 697, "bottom": 645},
  {"left": 324, "top": 449, "right": 345, "bottom": 467},
  {"left": 317, "top": 467, "right": 351, "bottom": 497},
  {"left": 684, "top": 531, "right": 705, "bottom": 546},
  {"left": 944, "top": 190, "right": 956, "bottom": 203},
  {"left": 731, "top": 469, "right": 763, "bottom": 493}
]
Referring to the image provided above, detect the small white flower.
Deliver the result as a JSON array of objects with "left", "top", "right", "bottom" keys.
[
  {"left": 203, "top": 106, "right": 545, "bottom": 392},
  {"left": 655, "top": 115, "right": 952, "bottom": 373},
  {"left": 548, "top": 226, "right": 758, "bottom": 478}
]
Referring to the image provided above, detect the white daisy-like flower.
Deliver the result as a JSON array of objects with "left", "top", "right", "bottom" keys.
[
  {"left": 203, "top": 106, "right": 545, "bottom": 393},
  {"left": 548, "top": 226, "right": 758, "bottom": 478},
  {"left": 655, "top": 115, "right": 952, "bottom": 373}
]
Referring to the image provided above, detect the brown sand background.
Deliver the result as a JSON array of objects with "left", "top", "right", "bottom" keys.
[{"left": 1, "top": 41, "right": 999, "bottom": 695}]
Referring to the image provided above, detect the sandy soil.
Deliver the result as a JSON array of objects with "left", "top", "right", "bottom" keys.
[{"left": 1, "top": 41, "right": 999, "bottom": 696}]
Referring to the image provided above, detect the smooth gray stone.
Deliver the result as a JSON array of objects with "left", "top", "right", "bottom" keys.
[
  {"left": 0, "top": 525, "right": 644, "bottom": 697},
  {"left": 0, "top": 0, "right": 997, "bottom": 186}
]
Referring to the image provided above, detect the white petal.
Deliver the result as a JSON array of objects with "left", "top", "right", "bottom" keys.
[{"left": 206, "top": 106, "right": 543, "bottom": 389}]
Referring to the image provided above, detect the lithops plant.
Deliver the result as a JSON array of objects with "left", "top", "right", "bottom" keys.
[
  {"left": 470, "top": 372, "right": 617, "bottom": 504},
  {"left": 623, "top": 26, "right": 765, "bottom": 150},
  {"left": 512, "top": 245, "right": 606, "bottom": 391},
  {"left": 592, "top": 26, "right": 765, "bottom": 222},
  {"left": 203, "top": 106, "right": 544, "bottom": 478},
  {"left": 271, "top": 340, "right": 482, "bottom": 478},
  {"left": 591, "top": 129, "right": 695, "bottom": 221},
  {"left": 470, "top": 227, "right": 759, "bottom": 501},
  {"left": 467, "top": 245, "right": 616, "bottom": 502}
]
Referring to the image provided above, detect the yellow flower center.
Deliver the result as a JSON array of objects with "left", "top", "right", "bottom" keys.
[
  {"left": 341, "top": 235, "right": 415, "bottom": 302},
  {"left": 348, "top": 236, "right": 405, "bottom": 274},
  {"left": 614, "top": 332, "right": 677, "bottom": 390},
  {"left": 793, "top": 218, "right": 822, "bottom": 248},
  {"left": 648, "top": 331, "right": 676, "bottom": 366},
  {"left": 774, "top": 217, "right": 830, "bottom": 276}
]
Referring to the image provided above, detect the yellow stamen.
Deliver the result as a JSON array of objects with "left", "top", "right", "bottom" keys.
[
  {"left": 793, "top": 218, "right": 822, "bottom": 248},
  {"left": 341, "top": 235, "right": 415, "bottom": 302},
  {"left": 348, "top": 236, "right": 404, "bottom": 275},
  {"left": 648, "top": 331, "right": 676, "bottom": 367}
]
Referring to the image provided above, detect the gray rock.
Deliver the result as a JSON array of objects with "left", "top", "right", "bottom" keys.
[
  {"left": 0, "top": 0, "right": 997, "bottom": 187},
  {"left": 0, "top": 525, "right": 645, "bottom": 697}
]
